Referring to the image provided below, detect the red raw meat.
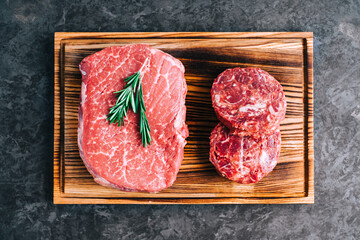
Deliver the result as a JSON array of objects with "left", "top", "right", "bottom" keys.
[
  {"left": 211, "top": 67, "right": 286, "bottom": 137},
  {"left": 209, "top": 123, "right": 281, "bottom": 184},
  {"left": 78, "top": 44, "right": 188, "bottom": 192}
]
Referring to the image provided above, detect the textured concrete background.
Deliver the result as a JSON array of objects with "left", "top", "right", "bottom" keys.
[{"left": 1, "top": 0, "right": 360, "bottom": 239}]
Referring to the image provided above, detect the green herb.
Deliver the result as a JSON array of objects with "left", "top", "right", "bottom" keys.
[
  {"left": 137, "top": 82, "right": 152, "bottom": 147},
  {"left": 107, "top": 59, "right": 151, "bottom": 147}
]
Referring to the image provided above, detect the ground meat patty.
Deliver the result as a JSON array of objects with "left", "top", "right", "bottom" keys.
[
  {"left": 209, "top": 123, "right": 281, "bottom": 184},
  {"left": 211, "top": 67, "right": 286, "bottom": 136}
]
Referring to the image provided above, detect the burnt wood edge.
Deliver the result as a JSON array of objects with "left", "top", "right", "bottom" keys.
[
  {"left": 306, "top": 37, "right": 314, "bottom": 203},
  {"left": 54, "top": 34, "right": 61, "bottom": 202},
  {"left": 53, "top": 196, "right": 315, "bottom": 204},
  {"left": 302, "top": 39, "right": 309, "bottom": 197},
  {"left": 60, "top": 41, "right": 66, "bottom": 194},
  {"left": 54, "top": 32, "right": 313, "bottom": 39}
]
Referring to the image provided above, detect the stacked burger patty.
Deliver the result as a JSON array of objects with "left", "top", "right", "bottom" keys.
[{"left": 210, "top": 68, "right": 287, "bottom": 184}]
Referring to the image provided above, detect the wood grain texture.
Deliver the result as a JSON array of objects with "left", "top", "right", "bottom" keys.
[{"left": 54, "top": 32, "right": 314, "bottom": 204}]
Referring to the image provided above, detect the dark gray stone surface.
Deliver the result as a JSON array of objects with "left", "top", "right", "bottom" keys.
[{"left": 1, "top": 0, "right": 359, "bottom": 239}]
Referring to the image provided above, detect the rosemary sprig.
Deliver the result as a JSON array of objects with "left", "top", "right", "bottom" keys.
[
  {"left": 107, "top": 60, "right": 151, "bottom": 147},
  {"left": 137, "top": 83, "right": 151, "bottom": 147}
]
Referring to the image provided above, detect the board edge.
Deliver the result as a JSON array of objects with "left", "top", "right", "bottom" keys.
[
  {"left": 54, "top": 32, "right": 62, "bottom": 204},
  {"left": 53, "top": 196, "right": 314, "bottom": 204},
  {"left": 54, "top": 32, "right": 313, "bottom": 40},
  {"left": 305, "top": 36, "right": 314, "bottom": 204}
]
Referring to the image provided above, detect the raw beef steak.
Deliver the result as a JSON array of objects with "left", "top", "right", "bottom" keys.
[
  {"left": 209, "top": 123, "right": 281, "bottom": 184},
  {"left": 78, "top": 44, "right": 188, "bottom": 192},
  {"left": 211, "top": 67, "right": 286, "bottom": 136}
]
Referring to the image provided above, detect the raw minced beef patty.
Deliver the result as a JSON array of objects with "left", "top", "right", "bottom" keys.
[
  {"left": 211, "top": 67, "right": 286, "bottom": 137},
  {"left": 210, "top": 123, "right": 281, "bottom": 184},
  {"left": 78, "top": 44, "right": 188, "bottom": 192}
]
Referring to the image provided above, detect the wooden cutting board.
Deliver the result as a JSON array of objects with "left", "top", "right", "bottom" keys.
[{"left": 54, "top": 32, "right": 314, "bottom": 204}]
